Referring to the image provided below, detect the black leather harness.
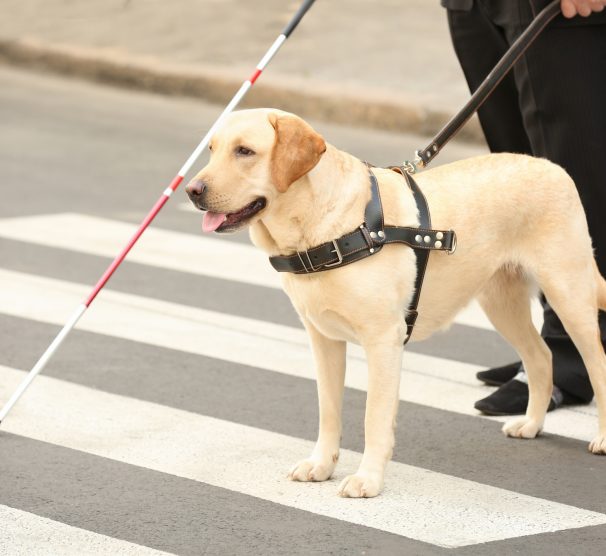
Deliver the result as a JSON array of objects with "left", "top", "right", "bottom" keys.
[
  {"left": 268, "top": 166, "right": 457, "bottom": 344},
  {"left": 266, "top": 1, "right": 562, "bottom": 343}
]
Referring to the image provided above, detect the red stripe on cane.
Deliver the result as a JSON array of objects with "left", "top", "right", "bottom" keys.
[
  {"left": 249, "top": 68, "right": 262, "bottom": 84},
  {"left": 84, "top": 193, "right": 170, "bottom": 307},
  {"left": 169, "top": 174, "right": 184, "bottom": 191}
]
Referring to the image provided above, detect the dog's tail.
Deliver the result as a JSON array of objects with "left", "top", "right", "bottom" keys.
[{"left": 596, "top": 261, "right": 606, "bottom": 312}]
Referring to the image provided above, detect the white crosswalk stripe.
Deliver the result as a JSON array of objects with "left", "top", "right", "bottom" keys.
[
  {"left": 0, "top": 212, "right": 602, "bottom": 552},
  {"left": 1, "top": 365, "right": 604, "bottom": 549},
  {"left": 0, "top": 213, "right": 280, "bottom": 289},
  {"left": 0, "top": 505, "right": 175, "bottom": 556},
  {"left": 0, "top": 267, "right": 596, "bottom": 442},
  {"left": 0, "top": 212, "right": 546, "bottom": 331}
]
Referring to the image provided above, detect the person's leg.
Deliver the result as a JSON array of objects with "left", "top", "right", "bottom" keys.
[
  {"left": 446, "top": 0, "right": 606, "bottom": 409},
  {"left": 444, "top": 1, "right": 533, "bottom": 154},
  {"left": 541, "top": 298, "right": 597, "bottom": 402},
  {"left": 507, "top": 1, "right": 606, "bottom": 402},
  {"left": 444, "top": 0, "right": 529, "bottom": 400}
]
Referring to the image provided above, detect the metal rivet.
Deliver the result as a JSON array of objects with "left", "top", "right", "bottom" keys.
[
  {"left": 432, "top": 145, "right": 438, "bottom": 152},
  {"left": 415, "top": 234, "right": 422, "bottom": 243},
  {"left": 378, "top": 230, "right": 384, "bottom": 238},
  {"left": 436, "top": 232, "right": 443, "bottom": 240},
  {"left": 424, "top": 235, "right": 431, "bottom": 243},
  {"left": 370, "top": 231, "right": 377, "bottom": 239},
  {"left": 370, "top": 248, "right": 375, "bottom": 254},
  {"left": 435, "top": 240, "right": 442, "bottom": 249}
]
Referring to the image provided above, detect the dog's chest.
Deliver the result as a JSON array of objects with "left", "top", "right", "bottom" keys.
[
  {"left": 307, "top": 310, "right": 360, "bottom": 344},
  {"left": 282, "top": 275, "right": 361, "bottom": 343}
]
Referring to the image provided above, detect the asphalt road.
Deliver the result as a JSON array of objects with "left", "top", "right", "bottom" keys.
[{"left": 1, "top": 66, "right": 606, "bottom": 555}]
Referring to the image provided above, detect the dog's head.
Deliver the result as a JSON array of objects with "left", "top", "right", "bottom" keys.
[{"left": 186, "top": 109, "right": 326, "bottom": 233}]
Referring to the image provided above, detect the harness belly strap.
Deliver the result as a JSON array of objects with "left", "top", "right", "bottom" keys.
[{"left": 268, "top": 165, "right": 456, "bottom": 343}]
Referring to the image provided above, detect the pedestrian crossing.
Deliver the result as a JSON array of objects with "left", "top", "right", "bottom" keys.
[
  {"left": 0, "top": 504, "right": 174, "bottom": 556},
  {"left": 0, "top": 213, "right": 278, "bottom": 289},
  {"left": 0, "top": 212, "right": 547, "bottom": 330},
  {"left": 2, "top": 365, "right": 605, "bottom": 548},
  {"left": 0, "top": 267, "right": 597, "bottom": 443},
  {"left": 0, "top": 211, "right": 604, "bottom": 553}
]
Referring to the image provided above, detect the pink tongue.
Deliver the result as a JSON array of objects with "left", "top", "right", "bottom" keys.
[{"left": 202, "top": 212, "right": 227, "bottom": 233}]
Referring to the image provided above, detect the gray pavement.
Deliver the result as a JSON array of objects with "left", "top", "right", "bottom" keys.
[
  {"left": 1, "top": 66, "right": 606, "bottom": 555},
  {"left": 0, "top": 0, "right": 484, "bottom": 140}
]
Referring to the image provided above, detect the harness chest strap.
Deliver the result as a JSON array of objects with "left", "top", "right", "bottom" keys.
[
  {"left": 268, "top": 166, "right": 456, "bottom": 343},
  {"left": 268, "top": 224, "right": 455, "bottom": 273}
]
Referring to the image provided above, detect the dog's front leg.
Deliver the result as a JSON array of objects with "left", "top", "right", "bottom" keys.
[
  {"left": 338, "top": 335, "right": 403, "bottom": 498},
  {"left": 288, "top": 320, "right": 346, "bottom": 482}
]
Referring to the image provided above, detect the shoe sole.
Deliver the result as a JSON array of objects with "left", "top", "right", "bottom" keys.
[
  {"left": 477, "top": 379, "right": 508, "bottom": 387},
  {"left": 475, "top": 408, "right": 524, "bottom": 416},
  {"left": 476, "top": 402, "right": 557, "bottom": 416}
]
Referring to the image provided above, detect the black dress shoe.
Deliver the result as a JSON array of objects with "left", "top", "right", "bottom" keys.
[
  {"left": 474, "top": 377, "right": 560, "bottom": 416},
  {"left": 476, "top": 361, "right": 522, "bottom": 386}
]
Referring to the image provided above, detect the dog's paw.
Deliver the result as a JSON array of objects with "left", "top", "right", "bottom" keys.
[
  {"left": 589, "top": 434, "right": 606, "bottom": 455},
  {"left": 337, "top": 472, "right": 383, "bottom": 498},
  {"left": 288, "top": 458, "right": 335, "bottom": 482},
  {"left": 502, "top": 417, "right": 542, "bottom": 439}
]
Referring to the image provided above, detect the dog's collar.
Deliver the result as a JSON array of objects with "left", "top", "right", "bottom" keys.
[{"left": 268, "top": 165, "right": 457, "bottom": 343}]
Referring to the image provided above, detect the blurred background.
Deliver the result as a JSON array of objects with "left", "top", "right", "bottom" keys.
[{"left": 0, "top": 0, "right": 483, "bottom": 142}]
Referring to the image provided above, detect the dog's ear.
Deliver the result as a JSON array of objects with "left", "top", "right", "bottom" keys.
[{"left": 268, "top": 113, "right": 326, "bottom": 192}]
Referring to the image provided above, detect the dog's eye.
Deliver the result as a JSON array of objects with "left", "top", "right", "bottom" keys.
[{"left": 236, "top": 146, "right": 255, "bottom": 157}]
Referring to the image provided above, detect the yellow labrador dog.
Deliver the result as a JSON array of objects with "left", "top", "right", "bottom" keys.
[{"left": 186, "top": 108, "right": 606, "bottom": 498}]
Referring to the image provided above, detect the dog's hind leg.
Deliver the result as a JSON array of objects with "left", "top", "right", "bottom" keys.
[
  {"left": 477, "top": 268, "right": 553, "bottom": 438},
  {"left": 534, "top": 264, "right": 606, "bottom": 454},
  {"left": 288, "top": 320, "right": 346, "bottom": 482}
]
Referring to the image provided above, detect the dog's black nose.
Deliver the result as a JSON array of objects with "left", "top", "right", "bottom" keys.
[{"left": 186, "top": 179, "right": 207, "bottom": 199}]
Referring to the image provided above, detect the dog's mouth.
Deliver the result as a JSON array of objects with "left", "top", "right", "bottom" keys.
[{"left": 201, "top": 197, "right": 267, "bottom": 233}]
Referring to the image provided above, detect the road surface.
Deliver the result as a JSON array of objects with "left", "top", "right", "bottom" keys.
[{"left": 1, "top": 66, "right": 605, "bottom": 555}]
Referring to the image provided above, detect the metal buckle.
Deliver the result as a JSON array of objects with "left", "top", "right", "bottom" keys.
[
  {"left": 448, "top": 230, "right": 457, "bottom": 255},
  {"left": 401, "top": 160, "right": 417, "bottom": 175},
  {"left": 296, "top": 250, "right": 317, "bottom": 272},
  {"left": 323, "top": 240, "right": 344, "bottom": 268}
]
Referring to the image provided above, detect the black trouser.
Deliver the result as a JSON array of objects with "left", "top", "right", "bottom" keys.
[{"left": 443, "top": 0, "right": 606, "bottom": 402}]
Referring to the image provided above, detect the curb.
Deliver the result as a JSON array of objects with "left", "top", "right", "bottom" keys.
[{"left": 0, "top": 38, "right": 484, "bottom": 144}]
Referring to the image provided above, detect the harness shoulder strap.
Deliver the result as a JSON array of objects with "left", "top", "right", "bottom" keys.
[
  {"left": 389, "top": 166, "right": 443, "bottom": 344},
  {"left": 403, "top": 172, "right": 430, "bottom": 344}
]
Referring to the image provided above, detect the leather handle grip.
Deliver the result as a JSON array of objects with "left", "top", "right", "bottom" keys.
[{"left": 416, "top": 0, "right": 561, "bottom": 168}]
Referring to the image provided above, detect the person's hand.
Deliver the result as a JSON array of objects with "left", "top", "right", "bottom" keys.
[{"left": 561, "top": 0, "right": 606, "bottom": 18}]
